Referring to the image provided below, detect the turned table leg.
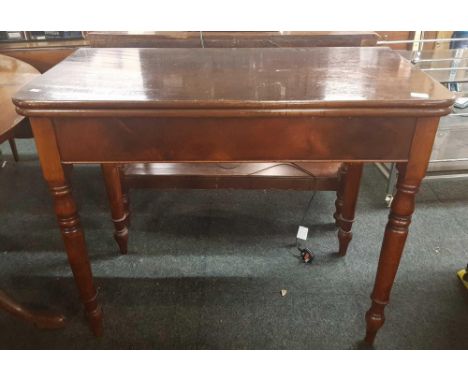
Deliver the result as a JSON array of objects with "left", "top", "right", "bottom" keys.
[
  {"left": 364, "top": 117, "right": 439, "bottom": 346},
  {"left": 31, "top": 118, "right": 102, "bottom": 336},
  {"left": 0, "top": 289, "right": 66, "bottom": 329},
  {"left": 336, "top": 163, "right": 363, "bottom": 256},
  {"left": 102, "top": 164, "right": 129, "bottom": 254},
  {"left": 365, "top": 163, "right": 416, "bottom": 344}
]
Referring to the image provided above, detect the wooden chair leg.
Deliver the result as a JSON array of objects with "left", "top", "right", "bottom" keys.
[
  {"left": 8, "top": 138, "right": 19, "bottom": 162},
  {"left": 101, "top": 164, "right": 129, "bottom": 254},
  {"left": 336, "top": 163, "right": 363, "bottom": 256},
  {"left": 0, "top": 289, "right": 65, "bottom": 329}
]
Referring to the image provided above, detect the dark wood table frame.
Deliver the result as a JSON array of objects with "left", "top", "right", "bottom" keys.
[
  {"left": 89, "top": 31, "right": 377, "bottom": 259},
  {"left": 105, "top": 162, "right": 361, "bottom": 257},
  {"left": 13, "top": 47, "right": 454, "bottom": 346}
]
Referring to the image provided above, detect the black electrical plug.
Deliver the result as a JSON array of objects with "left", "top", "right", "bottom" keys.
[{"left": 300, "top": 248, "right": 315, "bottom": 264}]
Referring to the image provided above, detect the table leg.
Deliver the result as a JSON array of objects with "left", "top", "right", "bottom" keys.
[
  {"left": 101, "top": 164, "right": 129, "bottom": 254},
  {"left": 31, "top": 118, "right": 102, "bottom": 336},
  {"left": 364, "top": 117, "right": 439, "bottom": 346},
  {"left": 336, "top": 163, "right": 363, "bottom": 256},
  {"left": 365, "top": 163, "right": 414, "bottom": 344}
]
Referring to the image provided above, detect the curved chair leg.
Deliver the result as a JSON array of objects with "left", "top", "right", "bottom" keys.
[
  {"left": 336, "top": 163, "right": 363, "bottom": 256},
  {"left": 102, "top": 164, "right": 129, "bottom": 254},
  {"left": 0, "top": 289, "right": 66, "bottom": 329},
  {"left": 8, "top": 138, "right": 19, "bottom": 162}
]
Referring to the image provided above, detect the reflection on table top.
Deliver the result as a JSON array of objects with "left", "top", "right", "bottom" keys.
[
  {"left": 0, "top": 54, "right": 39, "bottom": 141},
  {"left": 13, "top": 47, "right": 453, "bottom": 111}
]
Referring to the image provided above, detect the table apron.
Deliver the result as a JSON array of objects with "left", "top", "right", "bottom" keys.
[{"left": 51, "top": 116, "right": 417, "bottom": 163}]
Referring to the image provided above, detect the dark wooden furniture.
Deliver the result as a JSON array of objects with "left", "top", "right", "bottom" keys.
[
  {"left": 89, "top": 31, "right": 377, "bottom": 256},
  {"left": 87, "top": 31, "right": 378, "bottom": 48},
  {"left": 0, "top": 54, "right": 65, "bottom": 329},
  {"left": 104, "top": 162, "right": 360, "bottom": 256},
  {"left": 13, "top": 47, "right": 454, "bottom": 345},
  {"left": 0, "top": 37, "right": 88, "bottom": 151},
  {"left": 0, "top": 290, "right": 65, "bottom": 329},
  {"left": 2, "top": 32, "right": 375, "bottom": 151},
  {"left": 0, "top": 39, "right": 88, "bottom": 74}
]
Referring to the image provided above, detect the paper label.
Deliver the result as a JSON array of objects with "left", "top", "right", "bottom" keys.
[{"left": 296, "top": 226, "right": 308, "bottom": 241}]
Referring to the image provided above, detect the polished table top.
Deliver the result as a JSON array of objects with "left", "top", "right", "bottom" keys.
[
  {"left": 0, "top": 53, "right": 39, "bottom": 141},
  {"left": 14, "top": 47, "right": 453, "bottom": 113}
]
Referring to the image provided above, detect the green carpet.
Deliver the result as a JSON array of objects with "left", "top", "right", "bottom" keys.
[{"left": 0, "top": 139, "right": 467, "bottom": 349}]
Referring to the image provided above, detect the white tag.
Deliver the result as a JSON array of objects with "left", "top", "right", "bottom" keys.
[{"left": 296, "top": 226, "right": 308, "bottom": 241}]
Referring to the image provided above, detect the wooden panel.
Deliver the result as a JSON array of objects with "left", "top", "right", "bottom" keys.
[
  {"left": 123, "top": 162, "right": 341, "bottom": 190},
  {"left": 0, "top": 48, "right": 77, "bottom": 73},
  {"left": 87, "top": 31, "right": 378, "bottom": 48},
  {"left": 434, "top": 31, "right": 454, "bottom": 50},
  {"left": 52, "top": 116, "right": 416, "bottom": 163},
  {"left": 422, "top": 31, "right": 438, "bottom": 50},
  {"left": 0, "top": 39, "right": 87, "bottom": 73}
]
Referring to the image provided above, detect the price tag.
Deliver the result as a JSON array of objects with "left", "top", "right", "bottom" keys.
[{"left": 296, "top": 226, "right": 308, "bottom": 241}]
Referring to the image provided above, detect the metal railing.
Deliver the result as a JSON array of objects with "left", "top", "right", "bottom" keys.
[{"left": 375, "top": 33, "right": 468, "bottom": 206}]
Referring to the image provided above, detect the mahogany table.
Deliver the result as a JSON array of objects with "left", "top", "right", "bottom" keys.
[
  {"left": 0, "top": 53, "right": 65, "bottom": 329},
  {"left": 88, "top": 31, "right": 376, "bottom": 258},
  {"left": 13, "top": 47, "right": 454, "bottom": 345}
]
